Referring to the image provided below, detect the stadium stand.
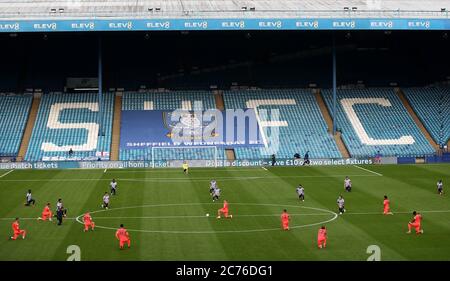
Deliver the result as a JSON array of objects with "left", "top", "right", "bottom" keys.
[
  {"left": 120, "top": 91, "right": 225, "bottom": 161},
  {"left": 1, "top": 87, "right": 447, "bottom": 162},
  {"left": 25, "top": 92, "right": 113, "bottom": 161},
  {"left": 121, "top": 91, "right": 216, "bottom": 111},
  {"left": 17, "top": 94, "right": 41, "bottom": 161},
  {"left": 314, "top": 91, "right": 351, "bottom": 158},
  {"left": 0, "top": 0, "right": 446, "bottom": 19},
  {"left": 222, "top": 89, "right": 342, "bottom": 160},
  {"left": 109, "top": 94, "right": 122, "bottom": 161},
  {"left": 403, "top": 87, "right": 450, "bottom": 146},
  {"left": 321, "top": 88, "right": 436, "bottom": 157},
  {"left": 0, "top": 93, "right": 33, "bottom": 157}
]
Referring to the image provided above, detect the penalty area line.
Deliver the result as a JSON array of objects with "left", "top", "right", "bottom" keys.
[
  {"left": 353, "top": 165, "right": 383, "bottom": 176},
  {"left": 0, "top": 170, "right": 13, "bottom": 178}
]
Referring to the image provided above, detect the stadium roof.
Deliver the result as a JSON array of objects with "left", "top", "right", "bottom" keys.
[{"left": 0, "top": 0, "right": 449, "bottom": 19}]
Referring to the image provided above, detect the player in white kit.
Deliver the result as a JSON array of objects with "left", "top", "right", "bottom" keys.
[
  {"left": 296, "top": 184, "right": 305, "bottom": 201},
  {"left": 344, "top": 176, "right": 352, "bottom": 192},
  {"left": 437, "top": 180, "right": 443, "bottom": 195},
  {"left": 337, "top": 195, "right": 345, "bottom": 214},
  {"left": 210, "top": 179, "right": 217, "bottom": 195},
  {"left": 212, "top": 188, "right": 221, "bottom": 202},
  {"left": 110, "top": 179, "right": 118, "bottom": 196},
  {"left": 102, "top": 192, "right": 110, "bottom": 209}
]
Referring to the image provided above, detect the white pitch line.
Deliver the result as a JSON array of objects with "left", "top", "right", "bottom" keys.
[
  {"left": 106, "top": 169, "right": 266, "bottom": 173},
  {"left": 344, "top": 210, "right": 450, "bottom": 215},
  {"left": 0, "top": 213, "right": 331, "bottom": 221},
  {"left": 3, "top": 209, "right": 450, "bottom": 222},
  {"left": 0, "top": 170, "right": 13, "bottom": 178},
  {"left": 262, "top": 167, "right": 268, "bottom": 171},
  {"left": 74, "top": 203, "right": 338, "bottom": 234},
  {"left": 0, "top": 174, "right": 379, "bottom": 183},
  {"left": 78, "top": 213, "right": 331, "bottom": 219},
  {"left": 0, "top": 213, "right": 329, "bottom": 221},
  {"left": 104, "top": 169, "right": 107, "bottom": 173},
  {"left": 353, "top": 165, "right": 383, "bottom": 176},
  {"left": 0, "top": 217, "right": 67, "bottom": 221}
]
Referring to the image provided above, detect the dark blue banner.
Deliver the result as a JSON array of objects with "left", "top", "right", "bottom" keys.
[{"left": 120, "top": 110, "right": 264, "bottom": 149}]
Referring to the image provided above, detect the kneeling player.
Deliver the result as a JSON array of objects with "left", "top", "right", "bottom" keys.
[
  {"left": 212, "top": 188, "right": 221, "bottom": 202},
  {"left": 383, "top": 195, "right": 393, "bottom": 215},
  {"left": 10, "top": 218, "right": 26, "bottom": 240},
  {"left": 281, "top": 209, "right": 290, "bottom": 230},
  {"left": 209, "top": 179, "right": 217, "bottom": 195},
  {"left": 317, "top": 226, "right": 327, "bottom": 249},
  {"left": 217, "top": 200, "right": 232, "bottom": 219},
  {"left": 38, "top": 203, "right": 53, "bottom": 221},
  {"left": 83, "top": 212, "right": 95, "bottom": 232},
  {"left": 407, "top": 211, "right": 423, "bottom": 234},
  {"left": 344, "top": 176, "right": 352, "bottom": 192},
  {"left": 115, "top": 224, "right": 131, "bottom": 249},
  {"left": 24, "top": 190, "right": 36, "bottom": 207},
  {"left": 337, "top": 195, "right": 345, "bottom": 215},
  {"left": 102, "top": 192, "right": 110, "bottom": 209},
  {"left": 296, "top": 184, "right": 305, "bottom": 201}
]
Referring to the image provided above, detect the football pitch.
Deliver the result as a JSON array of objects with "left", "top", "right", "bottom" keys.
[{"left": 0, "top": 164, "right": 449, "bottom": 261}]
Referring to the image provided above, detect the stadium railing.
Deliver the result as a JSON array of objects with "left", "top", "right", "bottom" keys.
[{"left": 0, "top": 9, "right": 449, "bottom": 19}]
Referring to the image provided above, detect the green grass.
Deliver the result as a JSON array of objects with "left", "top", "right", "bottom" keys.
[{"left": 0, "top": 164, "right": 449, "bottom": 261}]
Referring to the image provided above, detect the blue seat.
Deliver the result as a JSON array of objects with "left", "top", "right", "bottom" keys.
[
  {"left": 25, "top": 92, "right": 114, "bottom": 161},
  {"left": 223, "top": 89, "right": 342, "bottom": 160},
  {"left": 120, "top": 91, "right": 225, "bottom": 161},
  {"left": 403, "top": 87, "right": 450, "bottom": 146},
  {"left": 322, "top": 88, "right": 435, "bottom": 157},
  {"left": 0, "top": 93, "right": 33, "bottom": 157}
]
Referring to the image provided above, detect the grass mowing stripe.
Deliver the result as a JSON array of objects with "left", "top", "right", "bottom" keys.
[
  {"left": 1, "top": 164, "right": 450, "bottom": 260},
  {"left": 200, "top": 169, "right": 280, "bottom": 259},
  {"left": 51, "top": 170, "right": 107, "bottom": 261},
  {"left": 267, "top": 165, "right": 405, "bottom": 260},
  {"left": 0, "top": 174, "right": 380, "bottom": 183},
  {"left": 5, "top": 208, "right": 450, "bottom": 221},
  {"left": 0, "top": 170, "right": 76, "bottom": 260},
  {"left": 217, "top": 168, "right": 321, "bottom": 259}
]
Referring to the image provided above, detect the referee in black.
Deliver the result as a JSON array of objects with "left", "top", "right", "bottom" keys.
[{"left": 56, "top": 207, "right": 64, "bottom": 225}]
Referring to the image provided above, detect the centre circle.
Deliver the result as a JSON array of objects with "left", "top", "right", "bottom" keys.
[{"left": 75, "top": 203, "right": 338, "bottom": 234}]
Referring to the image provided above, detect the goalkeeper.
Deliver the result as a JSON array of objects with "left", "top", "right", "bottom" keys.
[{"left": 182, "top": 161, "right": 189, "bottom": 175}]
